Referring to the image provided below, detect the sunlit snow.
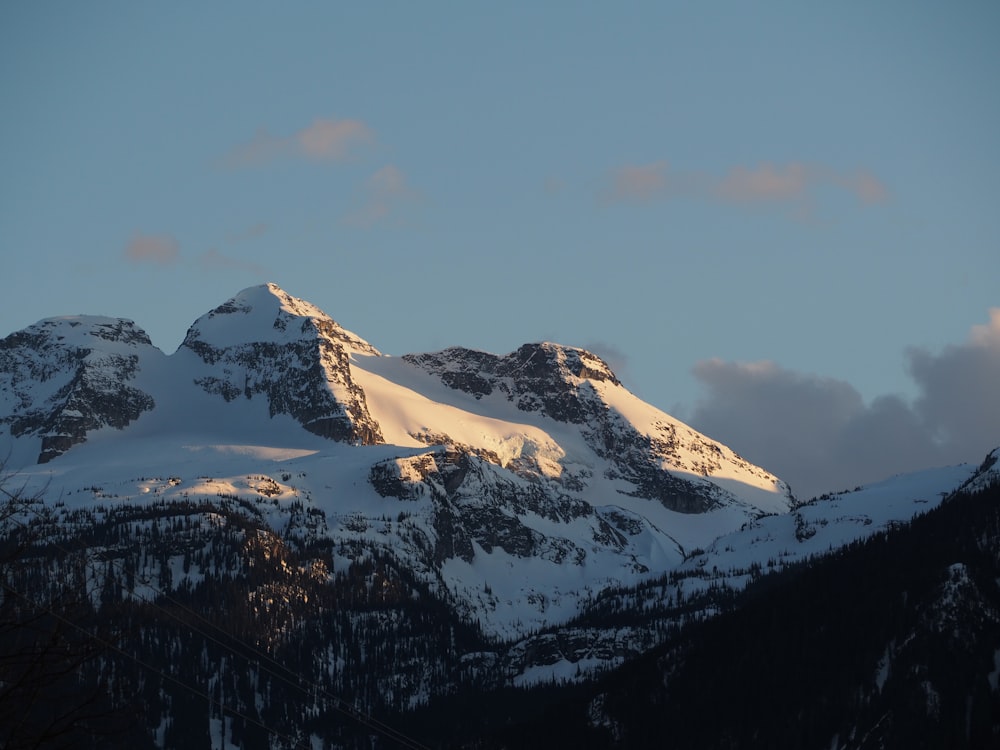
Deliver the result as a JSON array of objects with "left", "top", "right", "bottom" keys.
[{"left": 1, "top": 283, "right": 991, "bottom": 684}]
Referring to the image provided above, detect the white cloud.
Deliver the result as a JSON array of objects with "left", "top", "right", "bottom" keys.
[{"left": 688, "top": 311, "right": 1000, "bottom": 499}]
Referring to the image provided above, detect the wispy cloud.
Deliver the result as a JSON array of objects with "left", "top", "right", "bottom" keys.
[
  {"left": 833, "top": 169, "right": 889, "bottom": 205},
  {"left": 295, "top": 119, "right": 372, "bottom": 160},
  {"left": 198, "top": 248, "right": 268, "bottom": 276},
  {"left": 225, "top": 222, "right": 269, "bottom": 244},
  {"left": 609, "top": 161, "right": 669, "bottom": 202},
  {"left": 687, "top": 310, "right": 1000, "bottom": 499},
  {"left": 714, "top": 162, "right": 811, "bottom": 203},
  {"left": 222, "top": 117, "right": 374, "bottom": 168},
  {"left": 123, "top": 228, "right": 269, "bottom": 277},
  {"left": 544, "top": 176, "right": 568, "bottom": 195},
  {"left": 606, "top": 161, "right": 889, "bottom": 218},
  {"left": 343, "top": 165, "right": 419, "bottom": 227},
  {"left": 124, "top": 233, "right": 179, "bottom": 265}
]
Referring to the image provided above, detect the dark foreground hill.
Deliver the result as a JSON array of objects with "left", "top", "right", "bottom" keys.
[
  {"left": 456, "top": 471, "right": 1000, "bottom": 750},
  {"left": 1, "top": 284, "right": 998, "bottom": 749}
]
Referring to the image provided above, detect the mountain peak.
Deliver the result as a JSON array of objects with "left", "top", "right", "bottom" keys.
[
  {"left": 0, "top": 315, "right": 160, "bottom": 463},
  {"left": 244, "top": 281, "right": 330, "bottom": 320},
  {"left": 182, "top": 283, "right": 379, "bottom": 356},
  {"left": 178, "top": 284, "right": 384, "bottom": 445},
  {"left": 2, "top": 284, "right": 787, "bottom": 518},
  {"left": 512, "top": 341, "right": 621, "bottom": 386},
  {"left": 959, "top": 446, "right": 1000, "bottom": 494},
  {"left": 14, "top": 315, "right": 156, "bottom": 351}
]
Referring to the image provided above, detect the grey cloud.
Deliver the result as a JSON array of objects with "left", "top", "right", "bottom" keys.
[
  {"left": 689, "top": 360, "right": 874, "bottom": 499},
  {"left": 687, "top": 313, "right": 1000, "bottom": 500},
  {"left": 908, "top": 310, "right": 1000, "bottom": 457},
  {"left": 584, "top": 341, "right": 630, "bottom": 380}
]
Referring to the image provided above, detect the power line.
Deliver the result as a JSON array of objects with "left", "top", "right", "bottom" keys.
[
  {"left": 2, "top": 580, "right": 311, "bottom": 750},
  {"left": 2, "top": 492, "right": 434, "bottom": 750}
]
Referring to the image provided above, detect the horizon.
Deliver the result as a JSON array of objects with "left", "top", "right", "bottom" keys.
[
  {"left": 2, "top": 279, "right": 996, "bottom": 502},
  {"left": 2, "top": 3, "right": 998, "bottom": 498}
]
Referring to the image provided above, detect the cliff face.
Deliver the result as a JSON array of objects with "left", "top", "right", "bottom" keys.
[
  {"left": 0, "top": 282, "right": 798, "bottom": 661},
  {"left": 179, "top": 283, "right": 384, "bottom": 446},
  {"left": 0, "top": 316, "right": 159, "bottom": 463},
  {"left": 1, "top": 284, "right": 995, "bottom": 750}
]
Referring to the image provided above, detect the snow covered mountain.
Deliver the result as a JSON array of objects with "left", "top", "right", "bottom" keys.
[
  {"left": 0, "top": 283, "right": 795, "bottom": 635},
  {"left": 0, "top": 315, "right": 161, "bottom": 463},
  {"left": 494, "top": 463, "right": 1000, "bottom": 750},
  {"left": 2, "top": 283, "right": 996, "bottom": 748},
  {"left": 2, "top": 283, "right": 789, "bottom": 509}
]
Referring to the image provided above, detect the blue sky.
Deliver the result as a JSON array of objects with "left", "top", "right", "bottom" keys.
[{"left": 2, "top": 2, "right": 998, "bottom": 498}]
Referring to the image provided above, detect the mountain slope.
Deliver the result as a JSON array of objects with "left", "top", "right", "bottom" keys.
[
  {"left": 460, "top": 459, "right": 1000, "bottom": 750},
  {"left": 1, "top": 283, "right": 790, "bottom": 514},
  {"left": 0, "top": 315, "right": 161, "bottom": 464},
  {"left": 179, "top": 283, "right": 383, "bottom": 445},
  {"left": 0, "top": 283, "right": 796, "bottom": 643},
  {"left": 2, "top": 283, "right": 996, "bottom": 749}
]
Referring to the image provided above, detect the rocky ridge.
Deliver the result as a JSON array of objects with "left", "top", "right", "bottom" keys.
[
  {"left": 0, "top": 284, "right": 814, "bottom": 681},
  {"left": 2, "top": 284, "right": 996, "bottom": 748},
  {"left": 0, "top": 316, "right": 159, "bottom": 463},
  {"left": 179, "top": 283, "right": 383, "bottom": 445}
]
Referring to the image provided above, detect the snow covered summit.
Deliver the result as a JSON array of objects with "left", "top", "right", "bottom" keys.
[
  {"left": 1, "top": 282, "right": 791, "bottom": 514},
  {"left": 0, "top": 315, "right": 162, "bottom": 463},
  {"left": 1, "top": 283, "right": 797, "bottom": 638},
  {"left": 179, "top": 282, "right": 383, "bottom": 444},
  {"left": 1, "top": 283, "right": 993, "bottom": 694}
]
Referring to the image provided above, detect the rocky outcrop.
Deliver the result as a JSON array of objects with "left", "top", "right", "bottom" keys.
[
  {"left": 369, "top": 448, "right": 669, "bottom": 572},
  {"left": 179, "top": 283, "right": 383, "bottom": 445},
  {"left": 404, "top": 342, "right": 619, "bottom": 423},
  {"left": 0, "top": 317, "right": 157, "bottom": 463},
  {"left": 405, "top": 343, "right": 784, "bottom": 514},
  {"left": 0, "top": 284, "right": 788, "bottom": 522}
]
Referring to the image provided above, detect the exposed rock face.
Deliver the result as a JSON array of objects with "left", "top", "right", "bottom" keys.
[
  {"left": 179, "top": 283, "right": 384, "bottom": 445},
  {"left": 957, "top": 447, "right": 999, "bottom": 494},
  {"left": 404, "top": 343, "right": 785, "bottom": 514},
  {"left": 404, "top": 343, "right": 620, "bottom": 422},
  {"left": 369, "top": 448, "right": 673, "bottom": 570},
  {"left": 16, "top": 282, "right": 989, "bottom": 730},
  {"left": 0, "top": 283, "right": 788, "bottom": 528},
  {"left": 0, "top": 317, "right": 157, "bottom": 463},
  {"left": 0, "top": 285, "right": 390, "bottom": 462}
]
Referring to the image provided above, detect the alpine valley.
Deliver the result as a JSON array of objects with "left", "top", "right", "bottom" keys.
[{"left": 1, "top": 283, "right": 998, "bottom": 749}]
